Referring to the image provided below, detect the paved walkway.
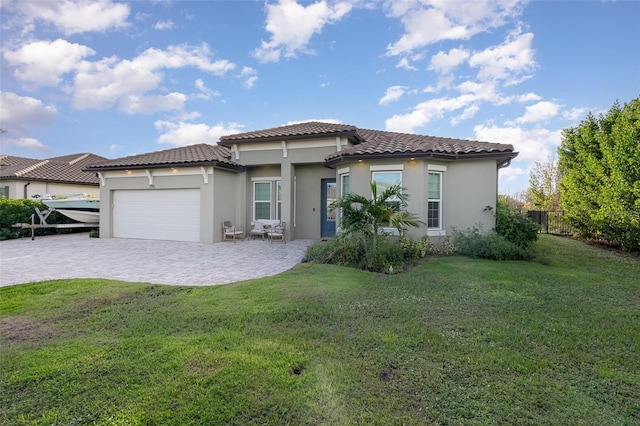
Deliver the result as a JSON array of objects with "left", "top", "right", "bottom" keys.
[{"left": 0, "top": 233, "right": 314, "bottom": 287}]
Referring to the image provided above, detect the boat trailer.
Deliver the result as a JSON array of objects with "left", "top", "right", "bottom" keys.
[{"left": 12, "top": 207, "right": 98, "bottom": 240}]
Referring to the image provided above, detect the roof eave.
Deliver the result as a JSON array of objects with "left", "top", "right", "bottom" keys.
[
  {"left": 219, "top": 130, "right": 362, "bottom": 147},
  {"left": 324, "top": 150, "right": 518, "bottom": 168},
  {"left": 84, "top": 160, "right": 246, "bottom": 173}
]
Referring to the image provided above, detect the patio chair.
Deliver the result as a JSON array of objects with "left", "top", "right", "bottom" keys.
[
  {"left": 222, "top": 221, "right": 244, "bottom": 242},
  {"left": 267, "top": 221, "right": 286, "bottom": 243},
  {"left": 249, "top": 221, "right": 267, "bottom": 240}
]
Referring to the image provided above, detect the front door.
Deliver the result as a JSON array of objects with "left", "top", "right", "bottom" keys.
[{"left": 321, "top": 179, "right": 336, "bottom": 238}]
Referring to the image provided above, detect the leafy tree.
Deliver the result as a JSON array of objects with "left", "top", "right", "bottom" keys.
[
  {"left": 558, "top": 97, "right": 640, "bottom": 251},
  {"left": 526, "top": 156, "right": 563, "bottom": 211},
  {"left": 330, "top": 182, "right": 423, "bottom": 258}
]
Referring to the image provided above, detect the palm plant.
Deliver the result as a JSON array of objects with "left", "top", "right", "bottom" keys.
[{"left": 329, "top": 182, "right": 424, "bottom": 257}]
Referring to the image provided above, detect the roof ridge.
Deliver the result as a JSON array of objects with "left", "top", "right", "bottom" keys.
[
  {"left": 15, "top": 160, "right": 49, "bottom": 176},
  {"left": 68, "top": 153, "right": 90, "bottom": 165}
]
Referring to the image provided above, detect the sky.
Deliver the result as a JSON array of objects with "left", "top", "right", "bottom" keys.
[{"left": 1, "top": 0, "right": 638, "bottom": 196}]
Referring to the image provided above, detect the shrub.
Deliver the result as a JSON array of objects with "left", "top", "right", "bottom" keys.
[
  {"left": 0, "top": 197, "right": 70, "bottom": 240},
  {"left": 453, "top": 227, "right": 534, "bottom": 261},
  {"left": 304, "top": 234, "right": 456, "bottom": 273},
  {"left": 493, "top": 201, "right": 540, "bottom": 248}
]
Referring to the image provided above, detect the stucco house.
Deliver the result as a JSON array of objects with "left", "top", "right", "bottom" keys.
[
  {"left": 0, "top": 153, "right": 106, "bottom": 199},
  {"left": 85, "top": 122, "right": 517, "bottom": 243}
]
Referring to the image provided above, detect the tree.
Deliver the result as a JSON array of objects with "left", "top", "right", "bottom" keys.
[
  {"left": 558, "top": 97, "right": 640, "bottom": 251},
  {"left": 330, "top": 182, "right": 423, "bottom": 257},
  {"left": 526, "top": 156, "right": 563, "bottom": 211}
]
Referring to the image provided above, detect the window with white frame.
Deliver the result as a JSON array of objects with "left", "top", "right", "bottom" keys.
[
  {"left": 372, "top": 170, "right": 402, "bottom": 210},
  {"left": 276, "top": 181, "right": 282, "bottom": 220},
  {"left": 253, "top": 181, "right": 271, "bottom": 220},
  {"left": 427, "top": 172, "right": 442, "bottom": 229},
  {"left": 340, "top": 173, "right": 350, "bottom": 196}
]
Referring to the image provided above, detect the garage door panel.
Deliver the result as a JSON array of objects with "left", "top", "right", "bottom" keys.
[{"left": 113, "top": 189, "right": 200, "bottom": 242}]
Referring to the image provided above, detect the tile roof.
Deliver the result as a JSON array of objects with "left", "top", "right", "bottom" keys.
[
  {"left": 325, "top": 128, "right": 516, "bottom": 163},
  {"left": 85, "top": 143, "right": 242, "bottom": 171},
  {"left": 0, "top": 153, "right": 108, "bottom": 184},
  {"left": 219, "top": 121, "right": 361, "bottom": 144}
]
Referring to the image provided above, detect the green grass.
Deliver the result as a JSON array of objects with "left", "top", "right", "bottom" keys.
[{"left": 1, "top": 235, "right": 639, "bottom": 425}]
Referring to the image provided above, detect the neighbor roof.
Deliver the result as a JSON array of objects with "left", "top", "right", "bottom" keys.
[
  {"left": 85, "top": 143, "right": 244, "bottom": 172},
  {"left": 0, "top": 153, "right": 108, "bottom": 185}
]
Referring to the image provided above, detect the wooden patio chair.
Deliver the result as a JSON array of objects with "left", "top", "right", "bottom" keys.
[
  {"left": 222, "top": 221, "right": 244, "bottom": 242},
  {"left": 267, "top": 221, "right": 286, "bottom": 243}
]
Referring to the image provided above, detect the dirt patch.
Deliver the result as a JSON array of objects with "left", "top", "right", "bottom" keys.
[
  {"left": 184, "top": 356, "right": 225, "bottom": 378},
  {"left": 0, "top": 315, "right": 60, "bottom": 344}
]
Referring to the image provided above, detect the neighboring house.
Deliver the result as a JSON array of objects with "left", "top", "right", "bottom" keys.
[
  {"left": 0, "top": 153, "right": 107, "bottom": 199},
  {"left": 86, "top": 122, "right": 517, "bottom": 243}
]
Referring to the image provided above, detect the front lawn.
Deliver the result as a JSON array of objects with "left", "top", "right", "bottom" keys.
[{"left": 1, "top": 235, "right": 639, "bottom": 425}]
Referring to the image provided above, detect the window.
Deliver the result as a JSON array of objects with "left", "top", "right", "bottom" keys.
[
  {"left": 428, "top": 172, "right": 442, "bottom": 229},
  {"left": 276, "top": 181, "right": 282, "bottom": 220},
  {"left": 0, "top": 186, "right": 8, "bottom": 198},
  {"left": 253, "top": 181, "right": 271, "bottom": 220},
  {"left": 340, "top": 173, "right": 350, "bottom": 196},
  {"left": 372, "top": 170, "right": 402, "bottom": 210}
]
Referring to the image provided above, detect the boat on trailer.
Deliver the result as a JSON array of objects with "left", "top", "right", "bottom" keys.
[{"left": 41, "top": 194, "right": 100, "bottom": 223}]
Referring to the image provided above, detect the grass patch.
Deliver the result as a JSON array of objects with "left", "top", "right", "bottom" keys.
[{"left": 1, "top": 235, "right": 639, "bottom": 425}]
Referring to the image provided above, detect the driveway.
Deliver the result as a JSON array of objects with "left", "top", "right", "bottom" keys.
[{"left": 0, "top": 233, "right": 313, "bottom": 287}]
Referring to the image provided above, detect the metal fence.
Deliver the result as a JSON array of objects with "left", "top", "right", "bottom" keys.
[{"left": 527, "top": 210, "right": 575, "bottom": 235}]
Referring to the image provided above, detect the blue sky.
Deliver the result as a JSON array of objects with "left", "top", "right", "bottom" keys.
[{"left": 1, "top": 0, "right": 638, "bottom": 195}]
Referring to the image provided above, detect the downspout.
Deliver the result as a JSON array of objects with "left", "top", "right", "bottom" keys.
[{"left": 23, "top": 182, "right": 31, "bottom": 199}]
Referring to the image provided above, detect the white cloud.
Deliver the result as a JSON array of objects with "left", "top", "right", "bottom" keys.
[
  {"left": 252, "top": 0, "right": 352, "bottom": 63},
  {"left": 14, "top": 0, "right": 130, "bottom": 35},
  {"left": 194, "top": 79, "right": 220, "bottom": 100},
  {"left": 450, "top": 104, "right": 479, "bottom": 125},
  {"left": 4, "top": 39, "right": 95, "bottom": 87},
  {"left": 154, "top": 120, "right": 244, "bottom": 146},
  {"left": 429, "top": 47, "right": 470, "bottom": 73},
  {"left": 516, "top": 101, "right": 560, "bottom": 123},
  {"left": 0, "top": 137, "right": 49, "bottom": 153},
  {"left": 498, "top": 165, "right": 525, "bottom": 182},
  {"left": 73, "top": 43, "right": 236, "bottom": 110},
  {"left": 379, "top": 86, "right": 408, "bottom": 105},
  {"left": 154, "top": 19, "right": 174, "bottom": 30},
  {"left": 518, "top": 92, "right": 542, "bottom": 103},
  {"left": 0, "top": 92, "right": 57, "bottom": 133},
  {"left": 385, "top": 94, "right": 479, "bottom": 132},
  {"left": 238, "top": 67, "right": 258, "bottom": 89},
  {"left": 385, "top": 0, "right": 525, "bottom": 56},
  {"left": 119, "top": 92, "right": 187, "bottom": 115},
  {"left": 396, "top": 57, "right": 417, "bottom": 71},
  {"left": 473, "top": 123, "right": 562, "bottom": 164},
  {"left": 468, "top": 30, "right": 536, "bottom": 83},
  {"left": 563, "top": 106, "right": 588, "bottom": 122}
]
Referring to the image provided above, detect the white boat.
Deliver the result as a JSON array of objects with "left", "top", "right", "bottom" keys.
[{"left": 41, "top": 194, "right": 100, "bottom": 223}]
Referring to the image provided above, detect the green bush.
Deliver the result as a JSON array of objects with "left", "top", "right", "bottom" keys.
[
  {"left": 0, "top": 197, "right": 69, "bottom": 240},
  {"left": 494, "top": 201, "right": 539, "bottom": 248},
  {"left": 304, "top": 234, "right": 456, "bottom": 273},
  {"left": 453, "top": 227, "right": 534, "bottom": 260}
]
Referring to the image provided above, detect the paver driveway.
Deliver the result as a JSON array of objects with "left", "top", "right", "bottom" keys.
[{"left": 0, "top": 233, "right": 313, "bottom": 287}]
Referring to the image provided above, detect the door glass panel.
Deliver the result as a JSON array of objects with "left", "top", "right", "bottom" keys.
[{"left": 326, "top": 182, "right": 336, "bottom": 221}]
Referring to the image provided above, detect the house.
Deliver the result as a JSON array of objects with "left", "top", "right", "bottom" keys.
[
  {"left": 0, "top": 153, "right": 107, "bottom": 199},
  {"left": 85, "top": 122, "right": 517, "bottom": 243}
]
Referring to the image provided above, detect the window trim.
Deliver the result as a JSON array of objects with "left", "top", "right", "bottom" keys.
[
  {"left": 253, "top": 181, "right": 272, "bottom": 221},
  {"left": 427, "top": 171, "right": 442, "bottom": 230}
]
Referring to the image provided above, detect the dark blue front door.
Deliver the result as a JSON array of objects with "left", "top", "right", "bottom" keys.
[{"left": 321, "top": 179, "right": 336, "bottom": 238}]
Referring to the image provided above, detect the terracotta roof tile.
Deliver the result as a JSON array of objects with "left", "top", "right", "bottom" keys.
[
  {"left": 85, "top": 144, "right": 241, "bottom": 171},
  {"left": 219, "top": 121, "right": 359, "bottom": 144},
  {"left": 324, "top": 128, "right": 515, "bottom": 162},
  {"left": 0, "top": 153, "right": 108, "bottom": 184}
]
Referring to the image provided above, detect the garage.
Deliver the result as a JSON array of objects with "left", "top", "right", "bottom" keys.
[{"left": 113, "top": 189, "right": 200, "bottom": 242}]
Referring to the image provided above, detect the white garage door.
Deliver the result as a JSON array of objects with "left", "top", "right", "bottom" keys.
[{"left": 113, "top": 189, "right": 200, "bottom": 242}]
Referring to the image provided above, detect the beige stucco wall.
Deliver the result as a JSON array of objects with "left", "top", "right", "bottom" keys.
[
  {"left": 98, "top": 166, "right": 240, "bottom": 243},
  {"left": 1, "top": 180, "right": 99, "bottom": 199},
  {"left": 334, "top": 157, "right": 499, "bottom": 240}
]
